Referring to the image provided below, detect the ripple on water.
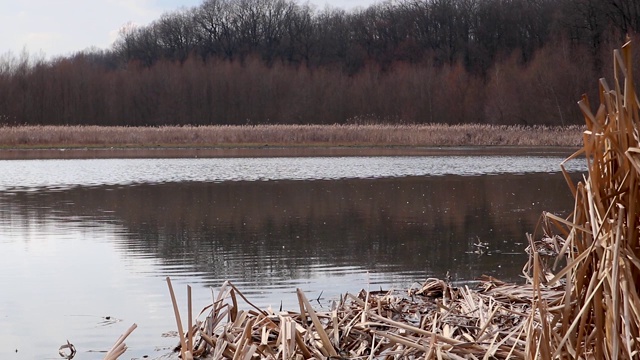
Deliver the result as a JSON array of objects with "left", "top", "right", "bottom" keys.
[
  {"left": 0, "top": 156, "right": 586, "bottom": 192},
  {"left": 0, "top": 155, "right": 585, "bottom": 359}
]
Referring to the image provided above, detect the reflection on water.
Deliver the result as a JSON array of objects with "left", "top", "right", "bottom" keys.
[{"left": 0, "top": 156, "right": 583, "bottom": 359}]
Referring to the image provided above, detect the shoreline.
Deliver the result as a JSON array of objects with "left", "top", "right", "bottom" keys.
[
  {"left": 0, "top": 124, "right": 584, "bottom": 159},
  {"left": 0, "top": 145, "right": 581, "bottom": 160},
  {"left": 0, "top": 123, "right": 583, "bottom": 150}
]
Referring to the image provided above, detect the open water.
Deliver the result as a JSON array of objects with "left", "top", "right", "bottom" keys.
[{"left": 0, "top": 152, "right": 586, "bottom": 359}]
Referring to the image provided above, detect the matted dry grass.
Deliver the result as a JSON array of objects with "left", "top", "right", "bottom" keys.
[
  {"left": 157, "top": 41, "right": 640, "bottom": 359},
  {"left": 0, "top": 124, "right": 583, "bottom": 148},
  {"left": 166, "top": 278, "right": 540, "bottom": 360}
]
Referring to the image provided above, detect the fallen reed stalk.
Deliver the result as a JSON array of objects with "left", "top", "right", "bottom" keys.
[
  {"left": 163, "top": 41, "right": 640, "bottom": 359},
  {"left": 59, "top": 324, "right": 137, "bottom": 360},
  {"left": 102, "top": 323, "right": 137, "bottom": 360},
  {"left": 171, "top": 277, "right": 548, "bottom": 359},
  {"left": 0, "top": 124, "right": 583, "bottom": 148}
]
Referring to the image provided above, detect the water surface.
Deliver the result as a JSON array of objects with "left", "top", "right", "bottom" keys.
[
  {"left": 0, "top": 155, "right": 585, "bottom": 359},
  {"left": 0, "top": 155, "right": 584, "bottom": 191}
]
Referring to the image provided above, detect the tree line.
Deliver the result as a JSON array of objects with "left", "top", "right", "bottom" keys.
[{"left": 1, "top": 0, "right": 639, "bottom": 126}]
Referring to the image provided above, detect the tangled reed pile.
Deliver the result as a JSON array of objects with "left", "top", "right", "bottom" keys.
[{"left": 166, "top": 41, "right": 640, "bottom": 359}]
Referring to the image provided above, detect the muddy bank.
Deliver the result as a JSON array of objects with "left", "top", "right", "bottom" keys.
[{"left": 0, "top": 146, "right": 580, "bottom": 160}]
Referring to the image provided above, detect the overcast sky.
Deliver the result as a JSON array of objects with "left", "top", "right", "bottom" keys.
[{"left": 1, "top": 0, "right": 373, "bottom": 59}]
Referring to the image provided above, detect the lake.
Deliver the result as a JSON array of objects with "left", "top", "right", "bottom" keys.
[{"left": 0, "top": 152, "right": 585, "bottom": 359}]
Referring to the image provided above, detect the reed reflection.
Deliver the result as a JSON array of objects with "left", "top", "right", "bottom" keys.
[{"left": 0, "top": 173, "right": 576, "bottom": 286}]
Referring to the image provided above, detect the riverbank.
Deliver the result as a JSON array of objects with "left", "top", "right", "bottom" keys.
[
  {"left": 0, "top": 124, "right": 583, "bottom": 149},
  {"left": 0, "top": 145, "right": 582, "bottom": 160}
]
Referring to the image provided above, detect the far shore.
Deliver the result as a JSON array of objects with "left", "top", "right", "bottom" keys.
[
  {"left": 0, "top": 145, "right": 582, "bottom": 160},
  {"left": 0, "top": 124, "right": 583, "bottom": 159}
]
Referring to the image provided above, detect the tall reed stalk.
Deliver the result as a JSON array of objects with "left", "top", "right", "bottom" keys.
[
  {"left": 528, "top": 39, "right": 640, "bottom": 359},
  {"left": 158, "top": 41, "right": 640, "bottom": 360}
]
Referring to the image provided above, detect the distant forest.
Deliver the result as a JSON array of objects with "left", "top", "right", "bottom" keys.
[{"left": 1, "top": 0, "right": 639, "bottom": 126}]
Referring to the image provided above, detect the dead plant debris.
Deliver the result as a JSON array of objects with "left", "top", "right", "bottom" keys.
[
  {"left": 58, "top": 40, "right": 640, "bottom": 360},
  {"left": 164, "top": 39, "right": 640, "bottom": 359}
]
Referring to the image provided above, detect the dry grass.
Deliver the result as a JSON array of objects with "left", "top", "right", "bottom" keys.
[
  {"left": 523, "top": 39, "right": 640, "bottom": 359},
  {"left": 160, "top": 41, "right": 640, "bottom": 359},
  {"left": 0, "top": 124, "right": 583, "bottom": 148},
  {"left": 167, "top": 278, "right": 544, "bottom": 360},
  {"left": 60, "top": 323, "right": 137, "bottom": 360}
]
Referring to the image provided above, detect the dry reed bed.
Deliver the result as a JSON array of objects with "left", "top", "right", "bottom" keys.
[
  {"left": 161, "top": 41, "right": 640, "bottom": 359},
  {"left": 168, "top": 277, "right": 566, "bottom": 360},
  {"left": 0, "top": 124, "right": 583, "bottom": 148}
]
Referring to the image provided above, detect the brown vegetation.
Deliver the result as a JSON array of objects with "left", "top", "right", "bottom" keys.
[
  {"left": 166, "top": 278, "right": 545, "bottom": 359},
  {"left": 526, "top": 39, "right": 640, "bottom": 358},
  {"left": 157, "top": 41, "right": 640, "bottom": 359},
  {"left": 0, "top": 47, "right": 606, "bottom": 127},
  {"left": 1, "top": 0, "right": 640, "bottom": 126},
  {"left": 0, "top": 124, "right": 583, "bottom": 148}
]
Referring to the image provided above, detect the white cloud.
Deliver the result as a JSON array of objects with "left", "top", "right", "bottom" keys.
[{"left": 0, "top": 1, "right": 189, "bottom": 58}]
